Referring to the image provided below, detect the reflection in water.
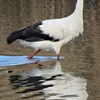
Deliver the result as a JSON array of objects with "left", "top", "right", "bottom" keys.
[{"left": 9, "top": 61, "right": 88, "bottom": 100}]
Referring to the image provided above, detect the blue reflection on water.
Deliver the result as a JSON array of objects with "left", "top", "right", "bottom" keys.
[{"left": 0, "top": 55, "right": 64, "bottom": 67}]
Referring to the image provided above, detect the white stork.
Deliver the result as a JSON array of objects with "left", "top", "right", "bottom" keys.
[{"left": 7, "top": 0, "right": 96, "bottom": 61}]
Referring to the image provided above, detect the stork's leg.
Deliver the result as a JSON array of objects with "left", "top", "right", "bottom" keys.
[
  {"left": 27, "top": 49, "right": 41, "bottom": 59},
  {"left": 57, "top": 54, "right": 60, "bottom": 61}
]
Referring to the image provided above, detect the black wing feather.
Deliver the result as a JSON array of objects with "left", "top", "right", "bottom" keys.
[{"left": 7, "top": 21, "right": 59, "bottom": 44}]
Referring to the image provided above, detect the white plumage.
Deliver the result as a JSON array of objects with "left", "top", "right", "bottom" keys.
[{"left": 7, "top": 0, "right": 96, "bottom": 60}]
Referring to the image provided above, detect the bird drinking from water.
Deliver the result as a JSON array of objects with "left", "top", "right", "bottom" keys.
[{"left": 7, "top": 0, "right": 96, "bottom": 61}]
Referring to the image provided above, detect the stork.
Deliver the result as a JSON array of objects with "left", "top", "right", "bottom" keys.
[{"left": 7, "top": 0, "right": 96, "bottom": 61}]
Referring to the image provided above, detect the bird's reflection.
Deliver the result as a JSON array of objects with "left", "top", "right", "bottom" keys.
[{"left": 9, "top": 61, "right": 88, "bottom": 100}]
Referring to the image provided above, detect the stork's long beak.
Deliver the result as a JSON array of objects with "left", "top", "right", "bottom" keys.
[{"left": 89, "top": 0, "right": 97, "bottom": 9}]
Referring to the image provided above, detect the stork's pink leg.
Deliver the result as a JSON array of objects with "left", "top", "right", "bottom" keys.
[
  {"left": 27, "top": 49, "right": 41, "bottom": 59},
  {"left": 57, "top": 54, "right": 60, "bottom": 61}
]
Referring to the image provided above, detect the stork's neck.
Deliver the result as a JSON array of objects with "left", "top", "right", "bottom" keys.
[{"left": 74, "top": 0, "right": 84, "bottom": 17}]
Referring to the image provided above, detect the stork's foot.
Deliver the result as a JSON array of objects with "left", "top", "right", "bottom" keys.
[
  {"left": 27, "top": 56, "right": 33, "bottom": 60},
  {"left": 26, "top": 49, "right": 41, "bottom": 60}
]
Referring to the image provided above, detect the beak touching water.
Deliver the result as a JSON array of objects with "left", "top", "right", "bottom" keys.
[{"left": 89, "top": 0, "right": 97, "bottom": 10}]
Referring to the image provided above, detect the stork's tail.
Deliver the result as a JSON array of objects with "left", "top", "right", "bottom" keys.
[{"left": 7, "top": 28, "right": 26, "bottom": 44}]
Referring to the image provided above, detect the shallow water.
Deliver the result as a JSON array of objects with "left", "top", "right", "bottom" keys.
[
  {"left": 0, "top": 55, "right": 64, "bottom": 67},
  {"left": 0, "top": 0, "right": 100, "bottom": 100}
]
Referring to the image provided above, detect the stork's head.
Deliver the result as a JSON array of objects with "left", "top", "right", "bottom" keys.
[{"left": 89, "top": 0, "right": 97, "bottom": 9}]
